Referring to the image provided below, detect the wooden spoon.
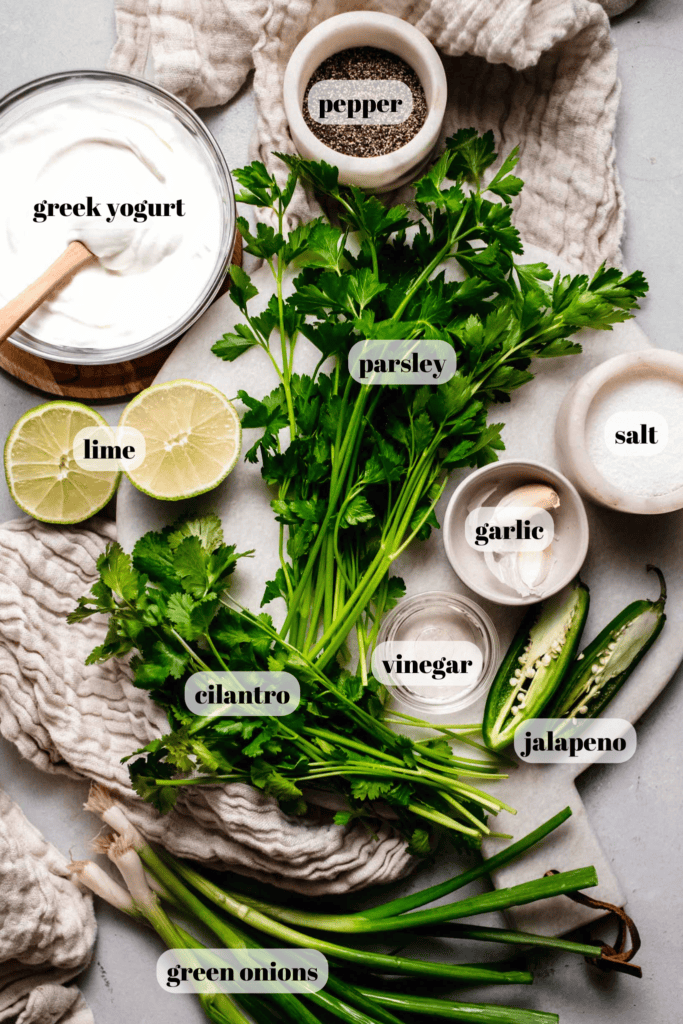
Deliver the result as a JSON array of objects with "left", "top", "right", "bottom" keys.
[{"left": 0, "top": 241, "right": 96, "bottom": 343}]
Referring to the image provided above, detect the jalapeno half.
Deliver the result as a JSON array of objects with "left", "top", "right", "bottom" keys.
[
  {"left": 546, "top": 566, "right": 666, "bottom": 719},
  {"left": 483, "top": 579, "right": 590, "bottom": 751}
]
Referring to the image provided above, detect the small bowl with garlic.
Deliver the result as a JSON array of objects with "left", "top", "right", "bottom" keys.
[{"left": 443, "top": 460, "right": 589, "bottom": 607}]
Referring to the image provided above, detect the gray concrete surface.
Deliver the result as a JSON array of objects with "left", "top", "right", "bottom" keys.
[{"left": 1, "top": 2, "right": 682, "bottom": 1022}]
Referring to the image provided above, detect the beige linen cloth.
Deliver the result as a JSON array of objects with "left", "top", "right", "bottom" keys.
[
  {"left": 0, "top": 787, "right": 95, "bottom": 1024},
  {"left": 0, "top": 519, "right": 413, "bottom": 894},
  {"left": 1, "top": 0, "right": 637, "bottom": 892},
  {"left": 109, "top": 0, "right": 636, "bottom": 270}
]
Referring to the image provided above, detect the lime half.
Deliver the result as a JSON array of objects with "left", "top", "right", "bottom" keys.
[
  {"left": 118, "top": 379, "right": 241, "bottom": 500},
  {"left": 5, "top": 401, "right": 120, "bottom": 524}
]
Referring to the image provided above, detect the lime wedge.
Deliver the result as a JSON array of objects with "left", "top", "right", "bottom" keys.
[
  {"left": 4, "top": 401, "right": 120, "bottom": 524},
  {"left": 118, "top": 379, "right": 241, "bottom": 500}
]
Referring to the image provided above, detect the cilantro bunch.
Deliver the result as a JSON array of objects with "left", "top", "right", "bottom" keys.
[
  {"left": 71, "top": 131, "right": 646, "bottom": 850},
  {"left": 71, "top": 513, "right": 510, "bottom": 851}
]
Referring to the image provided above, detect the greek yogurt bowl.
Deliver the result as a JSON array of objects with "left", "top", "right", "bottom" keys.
[{"left": 0, "top": 71, "right": 236, "bottom": 365}]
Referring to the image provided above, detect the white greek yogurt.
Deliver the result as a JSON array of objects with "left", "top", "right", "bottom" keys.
[{"left": 0, "top": 76, "right": 229, "bottom": 354}]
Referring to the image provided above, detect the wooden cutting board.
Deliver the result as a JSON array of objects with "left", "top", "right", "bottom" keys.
[{"left": 0, "top": 233, "right": 242, "bottom": 400}]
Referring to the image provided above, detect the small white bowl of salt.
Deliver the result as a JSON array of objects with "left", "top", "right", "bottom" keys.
[{"left": 555, "top": 349, "right": 683, "bottom": 514}]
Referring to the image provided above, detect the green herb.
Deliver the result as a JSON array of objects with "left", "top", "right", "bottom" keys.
[
  {"left": 71, "top": 130, "right": 647, "bottom": 842},
  {"left": 221, "top": 133, "right": 645, "bottom": 680},
  {"left": 70, "top": 514, "right": 511, "bottom": 843}
]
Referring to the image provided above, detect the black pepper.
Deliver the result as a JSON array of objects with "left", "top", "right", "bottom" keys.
[{"left": 302, "top": 46, "right": 428, "bottom": 158}]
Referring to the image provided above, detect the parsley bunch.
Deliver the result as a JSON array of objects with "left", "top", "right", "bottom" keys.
[
  {"left": 216, "top": 129, "right": 646, "bottom": 675},
  {"left": 71, "top": 131, "right": 646, "bottom": 850}
]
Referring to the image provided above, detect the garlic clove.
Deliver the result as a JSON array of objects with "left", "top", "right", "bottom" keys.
[
  {"left": 484, "top": 548, "right": 553, "bottom": 597},
  {"left": 496, "top": 483, "right": 560, "bottom": 512},
  {"left": 482, "top": 481, "right": 559, "bottom": 597},
  {"left": 485, "top": 550, "right": 530, "bottom": 595},
  {"left": 516, "top": 548, "right": 553, "bottom": 590}
]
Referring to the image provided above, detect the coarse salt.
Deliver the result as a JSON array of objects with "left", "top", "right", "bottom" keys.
[{"left": 586, "top": 374, "right": 683, "bottom": 496}]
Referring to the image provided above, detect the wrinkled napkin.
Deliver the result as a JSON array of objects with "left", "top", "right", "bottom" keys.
[
  {"left": 0, "top": 518, "right": 413, "bottom": 894},
  {"left": 0, "top": 787, "right": 95, "bottom": 1024},
  {"left": 110, "top": 0, "right": 636, "bottom": 271}
]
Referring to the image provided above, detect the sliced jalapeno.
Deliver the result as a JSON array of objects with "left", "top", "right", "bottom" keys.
[
  {"left": 483, "top": 579, "right": 590, "bottom": 751},
  {"left": 546, "top": 565, "right": 666, "bottom": 720}
]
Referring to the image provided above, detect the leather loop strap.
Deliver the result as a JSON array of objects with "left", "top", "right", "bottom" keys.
[{"left": 545, "top": 870, "right": 642, "bottom": 978}]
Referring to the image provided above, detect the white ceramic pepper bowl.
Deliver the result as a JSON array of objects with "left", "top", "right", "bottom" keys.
[
  {"left": 555, "top": 349, "right": 683, "bottom": 515},
  {"left": 283, "top": 12, "right": 447, "bottom": 191},
  {"left": 443, "top": 460, "right": 589, "bottom": 607}
]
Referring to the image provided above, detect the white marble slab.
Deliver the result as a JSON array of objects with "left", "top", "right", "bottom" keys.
[{"left": 117, "top": 243, "right": 683, "bottom": 933}]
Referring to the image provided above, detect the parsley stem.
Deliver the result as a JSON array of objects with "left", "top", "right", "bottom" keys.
[
  {"left": 324, "top": 531, "right": 335, "bottom": 632},
  {"left": 390, "top": 211, "right": 470, "bottom": 321},
  {"left": 303, "top": 560, "right": 327, "bottom": 653},
  {"left": 275, "top": 206, "right": 297, "bottom": 439},
  {"left": 311, "top": 454, "right": 438, "bottom": 665},
  {"left": 280, "top": 387, "right": 370, "bottom": 638},
  {"left": 357, "top": 623, "right": 368, "bottom": 687}
]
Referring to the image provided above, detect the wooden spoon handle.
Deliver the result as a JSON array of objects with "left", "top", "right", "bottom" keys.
[{"left": 0, "top": 241, "right": 96, "bottom": 343}]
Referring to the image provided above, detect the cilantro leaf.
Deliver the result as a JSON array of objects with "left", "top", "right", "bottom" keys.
[
  {"left": 408, "top": 828, "right": 432, "bottom": 856},
  {"left": 98, "top": 544, "right": 139, "bottom": 602},
  {"left": 167, "top": 515, "right": 224, "bottom": 553}
]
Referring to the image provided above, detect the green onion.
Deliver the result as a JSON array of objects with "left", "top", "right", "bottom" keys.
[
  {"left": 160, "top": 808, "right": 572, "bottom": 933},
  {"left": 412, "top": 922, "right": 602, "bottom": 958},
  {"left": 359, "top": 988, "right": 559, "bottom": 1024},
  {"left": 169, "top": 854, "right": 596, "bottom": 937},
  {"left": 363, "top": 807, "right": 572, "bottom": 920},
  {"left": 79, "top": 788, "right": 614, "bottom": 1024},
  {"left": 162, "top": 851, "right": 532, "bottom": 986}
]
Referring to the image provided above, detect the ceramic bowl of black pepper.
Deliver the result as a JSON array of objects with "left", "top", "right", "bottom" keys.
[{"left": 283, "top": 12, "right": 447, "bottom": 191}]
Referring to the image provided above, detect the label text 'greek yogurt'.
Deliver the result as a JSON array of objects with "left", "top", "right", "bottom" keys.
[
  {"left": 308, "top": 80, "right": 413, "bottom": 125},
  {"left": 349, "top": 338, "right": 457, "bottom": 385},
  {"left": 184, "top": 671, "right": 300, "bottom": 717},
  {"left": 33, "top": 197, "right": 186, "bottom": 223}
]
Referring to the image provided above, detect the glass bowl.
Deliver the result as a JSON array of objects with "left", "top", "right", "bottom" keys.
[
  {"left": 375, "top": 591, "right": 500, "bottom": 715},
  {"left": 0, "top": 70, "right": 236, "bottom": 365}
]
